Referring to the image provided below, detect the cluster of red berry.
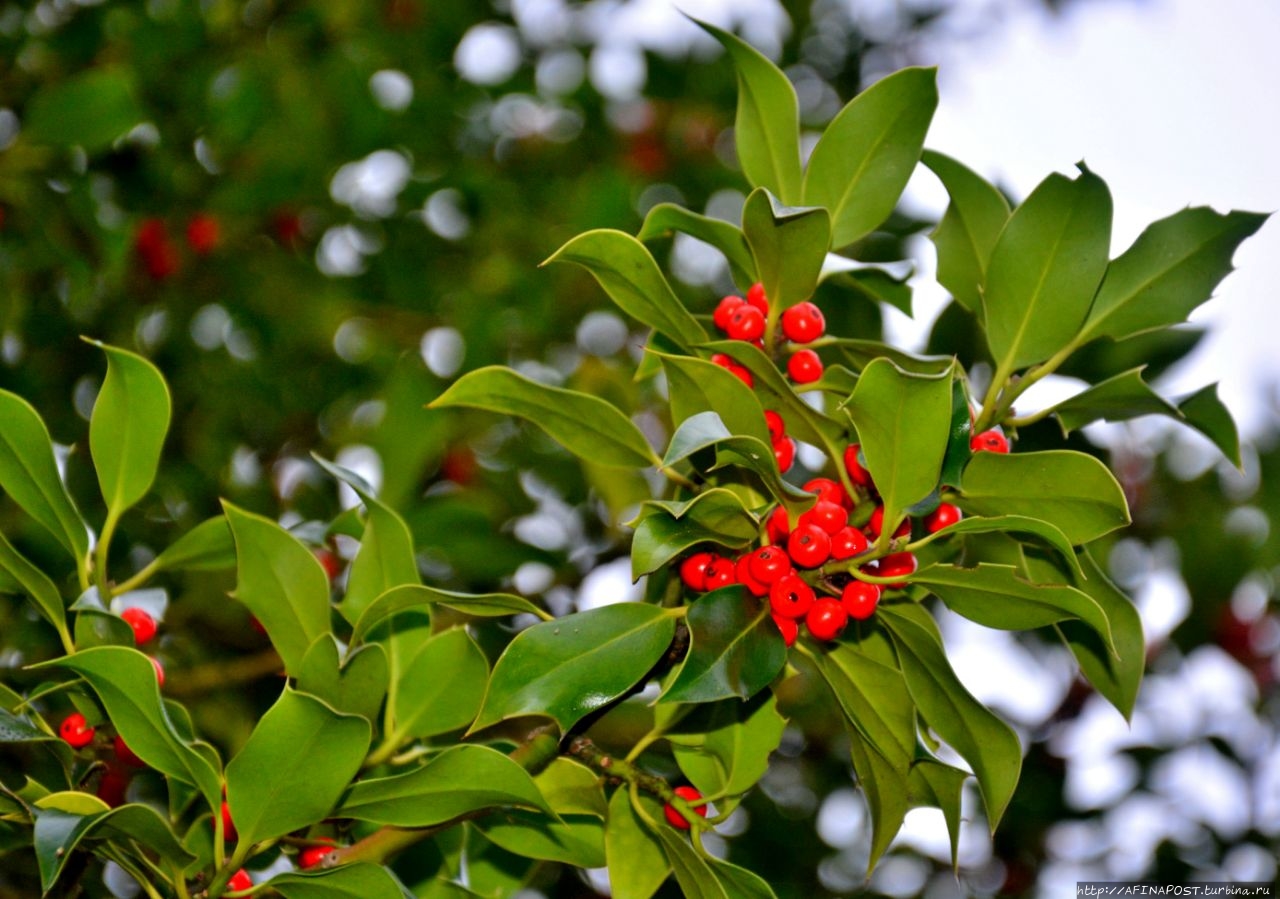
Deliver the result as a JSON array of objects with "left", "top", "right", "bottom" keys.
[{"left": 132, "top": 213, "right": 220, "bottom": 280}]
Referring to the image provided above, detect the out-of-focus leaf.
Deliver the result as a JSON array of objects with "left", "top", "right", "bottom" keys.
[
  {"left": 0, "top": 532, "right": 68, "bottom": 644},
  {"left": 150, "top": 516, "right": 235, "bottom": 572},
  {"left": 24, "top": 69, "right": 143, "bottom": 152}
]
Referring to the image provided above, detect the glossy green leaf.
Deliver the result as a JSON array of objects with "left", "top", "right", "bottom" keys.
[
  {"left": 0, "top": 389, "right": 88, "bottom": 561},
  {"left": 1080, "top": 207, "right": 1269, "bottom": 343},
  {"left": 983, "top": 167, "right": 1112, "bottom": 370},
  {"left": 956, "top": 450, "right": 1130, "bottom": 545},
  {"left": 1049, "top": 367, "right": 1178, "bottom": 434},
  {"left": 479, "top": 759, "right": 606, "bottom": 866},
  {"left": 741, "top": 188, "right": 830, "bottom": 312},
  {"left": 1178, "top": 382, "right": 1242, "bottom": 468},
  {"left": 879, "top": 604, "right": 1021, "bottom": 830},
  {"left": 915, "top": 514, "right": 1083, "bottom": 579},
  {"left": 938, "top": 377, "right": 975, "bottom": 490},
  {"left": 922, "top": 150, "right": 1011, "bottom": 314},
  {"left": 34, "top": 801, "right": 193, "bottom": 894},
  {"left": 74, "top": 608, "right": 134, "bottom": 648},
  {"left": 353, "top": 584, "right": 549, "bottom": 644},
  {"left": 663, "top": 411, "right": 812, "bottom": 512},
  {"left": 843, "top": 358, "right": 955, "bottom": 538},
  {"left": 542, "top": 230, "right": 708, "bottom": 349},
  {"left": 914, "top": 563, "right": 1114, "bottom": 652},
  {"left": 30, "top": 646, "right": 222, "bottom": 808},
  {"left": 472, "top": 603, "right": 676, "bottom": 734},
  {"left": 669, "top": 691, "right": 786, "bottom": 797},
  {"left": 0, "top": 531, "right": 68, "bottom": 642},
  {"left": 87, "top": 341, "right": 172, "bottom": 520},
  {"left": 637, "top": 203, "right": 757, "bottom": 286},
  {"left": 657, "top": 828, "right": 778, "bottom": 899},
  {"left": 606, "top": 790, "right": 671, "bottom": 899},
  {"left": 907, "top": 760, "right": 968, "bottom": 872},
  {"left": 223, "top": 501, "right": 332, "bottom": 677},
  {"left": 824, "top": 338, "right": 953, "bottom": 375},
  {"left": 24, "top": 68, "right": 143, "bottom": 152},
  {"left": 297, "top": 636, "right": 389, "bottom": 723},
  {"left": 661, "top": 588, "right": 786, "bottom": 704},
  {"left": 265, "top": 863, "right": 407, "bottom": 899},
  {"left": 831, "top": 266, "right": 915, "bottom": 316},
  {"left": 658, "top": 352, "right": 772, "bottom": 447},
  {"left": 429, "top": 366, "right": 659, "bottom": 469},
  {"left": 696, "top": 20, "right": 801, "bottom": 204},
  {"left": 390, "top": 627, "right": 488, "bottom": 740},
  {"left": 316, "top": 458, "right": 420, "bottom": 624},
  {"left": 150, "top": 516, "right": 235, "bottom": 572},
  {"left": 629, "top": 489, "right": 759, "bottom": 580},
  {"left": 338, "top": 745, "right": 549, "bottom": 826},
  {"left": 804, "top": 67, "right": 938, "bottom": 248},
  {"left": 226, "top": 687, "right": 370, "bottom": 847}
]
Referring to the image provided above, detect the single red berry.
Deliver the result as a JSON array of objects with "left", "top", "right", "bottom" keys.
[
  {"left": 298, "top": 838, "right": 337, "bottom": 870},
  {"left": 924, "top": 503, "right": 963, "bottom": 533},
  {"left": 679, "top": 552, "right": 716, "bottom": 592},
  {"left": 971, "top": 429, "right": 1009, "bottom": 454},
  {"left": 142, "top": 239, "right": 181, "bottom": 281},
  {"left": 745, "top": 282, "right": 768, "bottom": 313},
  {"left": 830, "top": 526, "right": 870, "bottom": 561},
  {"left": 749, "top": 546, "right": 793, "bottom": 585},
  {"left": 711, "top": 353, "right": 753, "bottom": 388},
  {"left": 704, "top": 557, "right": 737, "bottom": 591},
  {"left": 840, "top": 581, "right": 881, "bottom": 621},
  {"left": 799, "top": 500, "right": 848, "bottom": 536},
  {"left": 767, "top": 506, "right": 791, "bottom": 544},
  {"left": 764, "top": 410, "right": 786, "bottom": 443},
  {"left": 773, "top": 436, "right": 796, "bottom": 473},
  {"left": 726, "top": 304, "right": 765, "bottom": 342},
  {"left": 314, "top": 547, "right": 342, "bottom": 581},
  {"left": 787, "top": 523, "right": 831, "bottom": 569},
  {"left": 781, "top": 302, "right": 826, "bottom": 343},
  {"left": 805, "top": 597, "right": 849, "bottom": 642},
  {"left": 787, "top": 349, "right": 823, "bottom": 384},
  {"left": 120, "top": 607, "right": 157, "bottom": 645},
  {"left": 186, "top": 213, "right": 221, "bottom": 255},
  {"left": 843, "top": 444, "right": 874, "bottom": 488},
  {"left": 273, "top": 210, "right": 303, "bottom": 246},
  {"left": 114, "top": 735, "right": 146, "bottom": 768},
  {"left": 220, "top": 800, "right": 238, "bottom": 842},
  {"left": 803, "top": 477, "right": 849, "bottom": 509},
  {"left": 151, "top": 656, "right": 166, "bottom": 688},
  {"left": 227, "top": 868, "right": 252, "bottom": 891},
  {"left": 876, "top": 552, "right": 918, "bottom": 589},
  {"left": 735, "top": 554, "right": 769, "bottom": 597},
  {"left": 713, "top": 295, "right": 745, "bottom": 331},
  {"left": 59, "top": 712, "right": 95, "bottom": 749},
  {"left": 769, "top": 574, "right": 815, "bottom": 619},
  {"left": 772, "top": 613, "right": 798, "bottom": 647},
  {"left": 663, "top": 785, "right": 708, "bottom": 830},
  {"left": 134, "top": 218, "right": 167, "bottom": 254},
  {"left": 868, "top": 506, "right": 911, "bottom": 540}
]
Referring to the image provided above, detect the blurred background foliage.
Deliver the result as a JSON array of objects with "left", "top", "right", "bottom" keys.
[{"left": 0, "top": 0, "right": 1276, "bottom": 896}]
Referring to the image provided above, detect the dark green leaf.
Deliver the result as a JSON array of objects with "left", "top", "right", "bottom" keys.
[
  {"left": 338, "top": 745, "right": 549, "bottom": 826},
  {"left": 741, "top": 188, "right": 830, "bottom": 312},
  {"left": 297, "top": 636, "right": 390, "bottom": 723},
  {"left": 87, "top": 340, "right": 172, "bottom": 521},
  {"left": 695, "top": 20, "right": 802, "bottom": 204},
  {"left": 34, "top": 801, "right": 193, "bottom": 894},
  {"left": 907, "top": 760, "right": 968, "bottom": 872},
  {"left": 479, "top": 760, "right": 607, "bottom": 867},
  {"left": 24, "top": 68, "right": 143, "bottom": 152},
  {"left": 661, "top": 588, "right": 786, "bottom": 704},
  {"left": 984, "top": 167, "right": 1112, "bottom": 370},
  {"left": 846, "top": 725, "right": 910, "bottom": 873},
  {"left": 657, "top": 828, "right": 778, "bottom": 899},
  {"left": 922, "top": 150, "right": 1011, "bottom": 314},
  {"left": 429, "top": 366, "right": 659, "bottom": 469},
  {"left": 668, "top": 691, "right": 787, "bottom": 797},
  {"left": 956, "top": 450, "right": 1130, "bottom": 545},
  {"left": 0, "top": 531, "right": 68, "bottom": 643},
  {"left": 0, "top": 389, "right": 89, "bottom": 561},
  {"left": 629, "top": 489, "right": 759, "bottom": 580},
  {"left": 74, "top": 608, "right": 134, "bottom": 648},
  {"left": 1049, "top": 367, "right": 1178, "bottom": 434},
  {"left": 390, "top": 627, "right": 488, "bottom": 740},
  {"left": 542, "top": 230, "right": 708, "bottom": 349},
  {"left": 352, "top": 585, "right": 550, "bottom": 644},
  {"left": 804, "top": 67, "right": 938, "bottom": 248},
  {"left": 265, "top": 863, "right": 407, "bottom": 899},
  {"left": 0, "top": 708, "right": 56, "bottom": 743},
  {"left": 823, "top": 338, "right": 953, "bottom": 375},
  {"left": 637, "top": 204, "right": 757, "bottom": 286},
  {"left": 829, "top": 267, "right": 914, "bottom": 317},
  {"left": 1080, "top": 208, "right": 1269, "bottom": 343},
  {"left": 915, "top": 514, "right": 1083, "bottom": 578},
  {"left": 471, "top": 603, "right": 676, "bottom": 734},
  {"left": 663, "top": 411, "right": 812, "bottom": 512},
  {"left": 1177, "top": 382, "right": 1242, "bottom": 468},
  {"left": 151, "top": 516, "right": 235, "bottom": 572},
  {"left": 606, "top": 790, "right": 671, "bottom": 899},
  {"left": 658, "top": 352, "right": 772, "bottom": 447},
  {"left": 938, "top": 377, "right": 974, "bottom": 489},
  {"left": 223, "top": 501, "right": 332, "bottom": 677}
]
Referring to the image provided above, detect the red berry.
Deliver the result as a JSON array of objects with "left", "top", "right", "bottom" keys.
[
  {"left": 799, "top": 500, "right": 848, "bottom": 536},
  {"left": 314, "top": 547, "right": 342, "bottom": 581},
  {"left": 748, "top": 546, "right": 793, "bottom": 586},
  {"left": 704, "top": 557, "right": 737, "bottom": 591},
  {"left": 769, "top": 574, "right": 815, "bottom": 620},
  {"left": 868, "top": 506, "right": 911, "bottom": 540},
  {"left": 876, "top": 552, "right": 918, "bottom": 589},
  {"left": 298, "top": 838, "right": 337, "bottom": 870},
  {"left": 186, "top": 213, "right": 221, "bottom": 255},
  {"left": 220, "top": 800, "right": 238, "bottom": 842},
  {"left": 227, "top": 868, "right": 252, "bottom": 891},
  {"left": 830, "top": 526, "right": 870, "bottom": 561},
  {"left": 97, "top": 764, "right": 130, "bottom": 807},
  {"left": 840, "top": 581, "right": 881, "bottom": 620},
  {"left": 114, "top": 735, "right": 146, "bottom": 768},
  {"left": 59, "top": 712, "right": 95, "bottom": 749},
  {"left": 805, "top": 597, "right": 849, "bottom": 642},
  {"left": 735, "top": 554, "right": 769, "bottom": 597},
  {"left": 773, "top": 436, "right": 796, "bottom": 473},
  {"left": 151, "top": 656, "right": 166, "bottom": 688},
  {"left": 764, "top": 410, "right": 786, "bottom": 443},
  {"left": 781, "top": 302, "right": 826, "bottom": 343},
  {"left": 120, "top": 607, "right": 157, "bottom": 645},
  {"left": 924, "top": 503, "right": 963, "bottom": 533},
  {"left": 787, "top": 349, "right": 823, "bottom": 384},
  {"left": 767, "top": 506, "right": 791, "bottom": 544},
  {"left": 664, "top": 785, "right": 708, "bottom": 830},
  {"left": 713, "top": 295, "right": 745, "bottom": 331},
  {"left": 787, "top": 524, "right": 831, "bottom": 569},
  {"left": 971, "top": 429, "right": 1009, "bottom": 454},
  {"left": 711, "top": 353, "right": 753, "bottom": 388},
  {"left": 772, "top": 613, "right": 798, "bottom": 647},
  {"left": 679, "top": 552, "right": 716, "bottom": 592},
  {"left": 803, "top": 477, "right": 849, "bottom": 509},
  {"left": 726, "top": 305, "right": 765, "bottom": 342},
  {"left": 745, "top": 282, "right": 768, "bottom": 313},
  {"left": 134, "top": 218, "right": 167, "bottom": 254},
  {"left": 843, "top": 444, "right": 874, "bottom": 489},
  {"left": 142, "top": 240, "right": 181, "bottom": 280}
]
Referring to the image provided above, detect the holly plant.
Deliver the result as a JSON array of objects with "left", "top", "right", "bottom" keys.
[{"left": 0, "top": 20, "right": 1266, "bottom": 899}]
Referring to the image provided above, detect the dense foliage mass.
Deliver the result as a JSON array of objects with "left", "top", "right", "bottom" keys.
[{"left": 1, "top": 3, "right": 1276, "bottom": 898}]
